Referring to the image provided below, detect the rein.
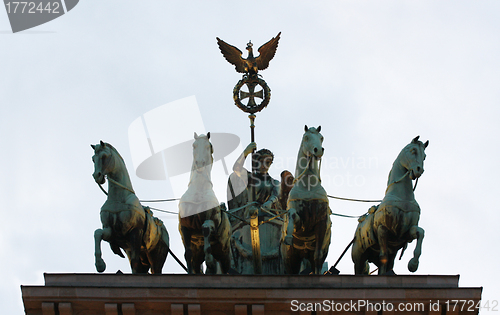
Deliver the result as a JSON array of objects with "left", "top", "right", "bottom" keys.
[
  {"left": 96, "top": 176, "right": 136, "bottom": 196},
  {"left": 97, "top": 181, "right": 180, "bottom": 205},
  {"left": 292, "top": 156, "right": 310, "bottom": 185},
  {"left": 384, "top": 170, "right": 418, "bottom": 194},
  {"left": 98, "top": 183, "right": 108, "bottom": 196},
  {"left": 293, "top": 155, "right": 322, "bottom": 185},
  {"left": 385, "top": 170, "right": 409, "bottom": 193}
]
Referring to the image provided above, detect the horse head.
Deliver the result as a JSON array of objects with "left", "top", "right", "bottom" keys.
[
  {"left": 192, "top": 132, "right": 213, "bottom": 173},
  {"left": 91, "top": 140, "right": 116, "bottom": 185},
  {"left": 301, "top": 125, "right": 325, "bottom": 160},
  {"left": 400, "top": 136, "right": 429, "bottom": 180}
]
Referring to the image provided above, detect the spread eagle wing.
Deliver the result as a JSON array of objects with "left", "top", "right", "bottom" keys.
[
  {"left": 256, "top": 32, "right": 281, "bottom": 71},
  {"left": 216, "top": 37, "right": 246, "bottom": 73}
]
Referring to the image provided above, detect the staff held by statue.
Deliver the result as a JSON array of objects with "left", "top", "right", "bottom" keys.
[{"left": 217, "top": 32, "right": 281, "bottom": 274}]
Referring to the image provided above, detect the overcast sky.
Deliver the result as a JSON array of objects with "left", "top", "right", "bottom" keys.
[{"left": 1, "top": 1, "right": 499, "bottom": 314}]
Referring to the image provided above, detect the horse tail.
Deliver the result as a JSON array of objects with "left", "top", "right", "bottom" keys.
[
  {"left": 110, "top": 242, "right": 125, "bottom": 258},
  {"left": 399, "top": 242, "right": 408, "bottom": 260}
]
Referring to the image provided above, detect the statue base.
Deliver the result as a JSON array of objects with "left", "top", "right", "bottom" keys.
[{"left": 22, "top": 273, "right": 481, "bottom": 314}]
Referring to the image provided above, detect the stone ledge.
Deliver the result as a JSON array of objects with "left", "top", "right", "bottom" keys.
[
  {"left": 22, "top": 274, "right": 482, "bottom": 315},
  {"left": 42, "top": 273, "right": 460, "bottom": 289}
]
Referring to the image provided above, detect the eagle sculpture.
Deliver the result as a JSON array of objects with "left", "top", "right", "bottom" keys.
[{"left": 217, "top": 32, "right": 281, "bottom": 77}]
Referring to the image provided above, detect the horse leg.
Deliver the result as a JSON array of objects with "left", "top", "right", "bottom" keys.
[
  {"left": 220, "top": 214, "right": 233, "bottom": 274},
  {"left": 376, "top": 225, "right": 390, "bottom": 274},
  {"left": 203, "top": 220, "right": 217, "bottom": 274},
  {"left": 287, "top": 246, "right": 302, "bottom": 274},
  {"left": 219, "top": 251, "right": 231, "bottom": 274},
  {"left": 352, "top": 231, "right": 372, "bottom": 275},
  {"left": 180, "top": 225, "right": 194, "bottom": 274},
  {"left": 313, "top": 221, "right": 328, "bottom": 275},
  {"left": 213, "top": 238, "right": 232, "bottom": 274},
  {"left": 128, "top": 229, "right": 144, "bottom": 274},
  {"left": 386, "top": 252, "right": 397, "bottom": 274},
  {"left": 352, "top": 241, "right": 364, "bottom": 275},
  {"left": 281, "top": 231, "right": 299, "bottom": 275},
  {"left": 146, "top": 250, "right": 157, "bottom": 274},
  {"left": 147, "top": 243, "right": 166, "bottom": 274},
  {"left": 94, "top": 227, "right": 112, "bottom": 273},
  {"left": 354, "top": 256, "right": 370, "bottom": 275},
  {"left": 149, "top": 225, "right": 170, "bottom": 274},
  {"left": 191, "top": 244, "right": 204, "bottom": 274},
  {"left": 408, "top": 226, "right": 425, "bottom": 272},
  {"left": 284, "top": 208, "right": 300, "bottom": 246}
]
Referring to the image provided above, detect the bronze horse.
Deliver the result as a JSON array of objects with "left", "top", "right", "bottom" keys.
[
  {"left": 282, "top": 126, "right": 332, "bottom": 274},
  {"left": 178, "top": 133, "right": 232, "bottom": 274},
  {"left": 92, "top": 141, "right": 170, "bottom": 274},
  {"left": 352, "top": 136, "right": 428, "bottom": 275}
]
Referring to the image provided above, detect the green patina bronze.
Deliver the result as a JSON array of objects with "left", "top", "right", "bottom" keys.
[
  {"left": 88, "top": 35, "right": 434, "bottom": 278},
  {"left": 92, "top": 141, "right": 170, "bottom": 274},
  {"left": 352, "top": 136, "right": 429, "bottom": 275},
  {"left": 218, "top": 33, "right": 283, "bottom": 274},
  {"left": 282, "top": 126, "right": 332, "bottom": 275},
  {"left": 227, "top": 142, "right": 290, "bottom": 274}
]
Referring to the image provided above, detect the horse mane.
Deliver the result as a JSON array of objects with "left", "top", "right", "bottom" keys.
[
  {"left": 388, "top": 144, "right": 415, "bottom": 183},
  {"left": 102, "top": 142, "right": 125, "bottom": 163},
  {"left": 398, "top": 139, "right": 426, "bottom": 163},
  {"left": 404, "top": 140, "right": 423, "bottom": 150}
]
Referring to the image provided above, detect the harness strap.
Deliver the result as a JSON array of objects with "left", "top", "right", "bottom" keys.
[
  {"left": 384, "top": 170, "right": 419, "bottom": 194},
  {"left": 292, "top": 156, "right": 323, "bottom": 185},
  {"left": 98, "top": 183, "right": 108, "bottom": 196},
  {"left": 318, "top": 158, "right": 322, "bottom": 182},
  {"left": 292, "top": 156, "right": 311, "bottom": 185},
  {"left": 107, "top": 177, "right": 135, "bottom": 194},
  {"left": 385, "top": 171, "right": 410, "bottom": 194},
  {"left": 96, "top": 176, "right": 135, "bottom": 196}
]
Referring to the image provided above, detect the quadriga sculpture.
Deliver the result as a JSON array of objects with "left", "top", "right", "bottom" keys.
[
  {"left": 352, "top": 136, "right": 428, "bottom": 275},
  {"left": 178, "top": 133, "right": 232, "bottom": 274},
  {"left": 92, "top": 141, "right": 170, "bottom": 274},
  {"left": 282, "top": 125, "right": 332, "bottom": 274}
]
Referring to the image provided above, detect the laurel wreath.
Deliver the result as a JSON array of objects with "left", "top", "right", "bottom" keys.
[{"left": 233, "top": 77, "right": 271, "bottom": 114}]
